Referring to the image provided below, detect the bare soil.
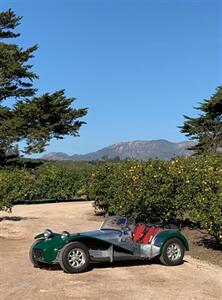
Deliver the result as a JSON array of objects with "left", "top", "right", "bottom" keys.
[
  {"left": 182, "top": 227, "right": 222, "bottom": 267},
  {"left": 0, "top": 202, "right": 221, "bottom": 300}
]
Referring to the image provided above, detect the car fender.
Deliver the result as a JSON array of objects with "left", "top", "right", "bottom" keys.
[
  {"left": 34, "top": 233, "right": 45, "bottom": 239},
  {"left": 153, "top": 230, "right": 189, "bottom": 255}
]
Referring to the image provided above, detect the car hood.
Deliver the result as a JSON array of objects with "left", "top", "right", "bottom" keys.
[{"left": 71, "top": 229, "right": 122, "bottom": 244}]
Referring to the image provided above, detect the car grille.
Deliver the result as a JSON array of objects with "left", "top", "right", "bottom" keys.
[{"left": 33, "top": 248, "right": 44, "bottom": 260}]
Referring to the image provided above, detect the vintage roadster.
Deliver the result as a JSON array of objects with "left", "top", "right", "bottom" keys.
[{"left": 30, "top": 216, "right": 189, "bottom": 273}]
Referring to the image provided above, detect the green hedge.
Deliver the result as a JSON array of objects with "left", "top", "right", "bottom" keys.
[
  {"left": 87, "top": 156, "right": 222, "bottom": 242},
  {"left": 31, "top": 164, "right": 89, "bottom": 200},
  {"left": 0, "top": 163, "right": 91, "bottom": 211},
  {"left": 0, "top": 156, "right": 221, "bottom": 242},
  {"left": 0, "top": 168, "right": 34, "bottom": 211}
]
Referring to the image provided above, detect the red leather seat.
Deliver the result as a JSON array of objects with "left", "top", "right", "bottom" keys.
[
  {"left": 142, "top": 226, "right": 162, "bottom": 244},
  {"left": 133, "top": 224, "right": 146, "bottom": 242}
]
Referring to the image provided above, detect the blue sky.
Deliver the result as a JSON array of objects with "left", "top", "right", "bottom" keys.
[{"left": 1, "top": 0, "right": 221, "bottom": 156}]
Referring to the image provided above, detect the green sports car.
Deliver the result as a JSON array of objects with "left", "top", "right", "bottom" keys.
[{"left": 30, "top": 215, "right": 189, "bottom": 273}]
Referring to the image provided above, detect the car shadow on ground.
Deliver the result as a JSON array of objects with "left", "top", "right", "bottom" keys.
[
  {"left": 42, "top": 258, "right": 188, "bottom": 273},
  {"left": 91, "top": 258, "right": 188, "bottom": 270}
]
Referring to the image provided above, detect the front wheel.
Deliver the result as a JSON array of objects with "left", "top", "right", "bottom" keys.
[
  {"left": 59, "top": 242, "right": 90, "bottom": 273},
  {"left": 160, "top": 238, "right": 184, "bottom": 266}
]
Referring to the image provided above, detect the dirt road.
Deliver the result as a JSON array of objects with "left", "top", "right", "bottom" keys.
[{"left": 0, "top": 202, "right": 221, "bottom": 300}]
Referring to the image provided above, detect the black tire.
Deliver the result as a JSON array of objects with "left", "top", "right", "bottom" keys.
[
  {"left": 59, "top": 242, "right": 90, "bottom": 273},
  {"left": 160, "top": 238, "right": 185, "bottom": 266}
]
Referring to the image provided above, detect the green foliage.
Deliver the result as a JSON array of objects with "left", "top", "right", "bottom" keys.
[
  {"left": 88, "top": 157, "right": 222, "bottom": 242},
  {"left": 3, "top": 90, "right": 87, "bottom": 154},
  {"left": 0, "top": 157, "right": 221, "bottom": 242},
  {"left": 0, "top": 9, "right": 87, "bottom": 163},
  {"left": 0, "top": 161, "right": 92, "bottom": 211},
  {"left": 32, "top": 163, "right": 89, "bottom": 200},
  {"left": 0, "top": 168, "right": 33, "bottom": 211},
  {"left": 87, "top": 163, "right": 117, "bottom": 211},
  {"left": 180, "top": 86, "right": 222, "bottom": 155},
  {"left": 0, "top": 9, "right": 21, "bottom": 39}
]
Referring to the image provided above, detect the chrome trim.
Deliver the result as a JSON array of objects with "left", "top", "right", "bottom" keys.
[{"left": 44, "top": 229, "right": 53, "bottom": 239}]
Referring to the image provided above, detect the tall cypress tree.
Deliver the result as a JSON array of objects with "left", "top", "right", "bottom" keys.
[
  {"left": 0, "top": 9, "right": 88, "bottom": 163},
  {"left": 180, "top": 86, "right": 222, "bottom": 155}
]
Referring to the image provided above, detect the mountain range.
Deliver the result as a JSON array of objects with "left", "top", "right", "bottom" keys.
[{"left": 42, "top": 140, "right": 195, "bottom": 161}]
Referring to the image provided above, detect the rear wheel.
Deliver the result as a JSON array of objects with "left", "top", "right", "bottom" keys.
[
  {"left": 59, "top": 242, "right": 90, "bottom": 273},
  {"left": 160, "top": 238, "right": 184, "bottom": 266}
]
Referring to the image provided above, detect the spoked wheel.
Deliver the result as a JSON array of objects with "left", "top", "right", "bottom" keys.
[
  {"left": 59, "top": 242, "right": 90, "bottom": 273},
  {"left": 68, "top": 248, "right": 86, "bottom": 268},
  {"left": 160, "top": 238, "right": 184, "bottom": 266}
]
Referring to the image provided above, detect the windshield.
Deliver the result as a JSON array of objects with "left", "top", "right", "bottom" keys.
[{"left": 101, "top": 216, "right": 127, "bottom": 231}]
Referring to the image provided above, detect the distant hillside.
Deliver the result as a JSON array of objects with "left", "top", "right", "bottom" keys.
[{"left": 42, "top": 140, "right": 195, "bottom": 161}]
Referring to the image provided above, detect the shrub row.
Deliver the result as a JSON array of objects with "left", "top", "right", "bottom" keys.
[
  {"left": 0, "top": 163, "right": 91, "bottom": 211},
  {"left": 87, "top": 156, "right": 222, "bottom": 242},
  {"left": 0, "top": 156, "right": 221, "bottom": 242}
]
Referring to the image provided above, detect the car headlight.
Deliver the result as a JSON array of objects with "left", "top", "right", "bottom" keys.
[
  {"left": 61, "top": 231, "right": 70, "bottom": 239},
  {"left": 44, "top": 229, "right": 53, "bottom": 239}
]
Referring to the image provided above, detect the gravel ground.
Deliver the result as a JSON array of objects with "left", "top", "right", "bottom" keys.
[{"left": 0, "top": 201, "right": 221, "bottom": 300}]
